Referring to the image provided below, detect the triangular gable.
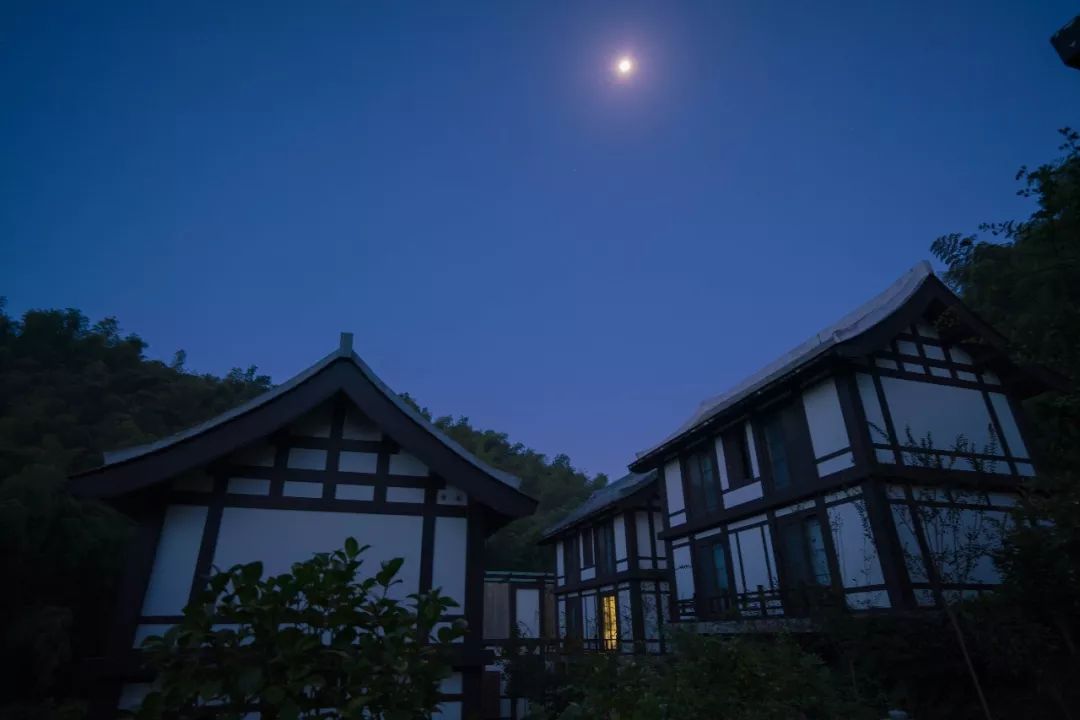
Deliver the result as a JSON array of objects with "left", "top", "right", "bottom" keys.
[
  {"left": 71, "top": 337, "right": 536, "bottom": 520},
  {"left": 631, "top": 263, "right": 1062, "bottom": 469}
]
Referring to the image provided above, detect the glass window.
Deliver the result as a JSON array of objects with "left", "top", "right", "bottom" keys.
[
  {"left": 601, "top": 594, "right": 618, "bottom": 651},
  {"left": 684, "top": 446, "right": 721, "bottom": 514},
  {"left": 763, "top": 411, "right": 791, "bottom": 489},
  {"left": 596, "top": 521, "right": 616, "bottom": 576},
  {"left": 698, "top": 539, "right": 730, "bottom": 595},
  {"left": 723, "top": 426, "right": 755, "bottom": 488},
  {"left": 778, "top": 515, "right": 832, "bottom": 587},
  {"left": 581, "top": 528, "right": 594, "bottom": 568}
]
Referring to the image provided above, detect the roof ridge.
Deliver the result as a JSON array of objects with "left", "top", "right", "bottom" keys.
[{"left": 634, "top": 261, "right": 935, "bottom": 461}]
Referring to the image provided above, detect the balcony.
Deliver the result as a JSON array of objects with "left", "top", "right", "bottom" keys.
[{"left": 679, "top": 583, "right": 845, "bottom": 621}]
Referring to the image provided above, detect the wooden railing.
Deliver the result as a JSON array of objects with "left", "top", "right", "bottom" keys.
[{"left": 678, "top": 583, "right": 844, "bottom": 621}]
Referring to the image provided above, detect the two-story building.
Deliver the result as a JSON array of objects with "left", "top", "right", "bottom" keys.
[
  {"left": 627, "top": 262, "right": 1057, "bottom": 624},
  {"left": 540, "top": 471, "right": 671, "bottom": 653},
  {"left": 73, "top": 333, "right": 538, "bottom": 719}
]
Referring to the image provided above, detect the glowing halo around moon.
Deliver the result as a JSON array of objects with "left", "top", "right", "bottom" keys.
[{"left": 614, "top": 54, "right": 635, "bottom": 78}]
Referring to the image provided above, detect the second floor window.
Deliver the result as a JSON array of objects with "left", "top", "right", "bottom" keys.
[
  {"left": 595, "top": 521, "right": 616, "bottom": 576},
  {"left": 684, "top": 446, "right": 721, "bottom": 515},
  {"left": 761, "top": 400, "right": 815, "bottom": 491},
  {"left": 581, "top": 528, "right": 594, "bottom": 568},
  {"left": 763, "top": 411, "right": 791, "bottom": 489},
  {"left": 722, "top": 424, "right": 755, "bottom": 488}
]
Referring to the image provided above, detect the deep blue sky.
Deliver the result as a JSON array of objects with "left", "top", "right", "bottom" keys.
[{"left": 3, "top": 1, "right": 1078, "bottom": 480}]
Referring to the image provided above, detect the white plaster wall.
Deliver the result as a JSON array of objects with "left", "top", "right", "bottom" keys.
[
  {"left": 827, "top": 500, "right": 884, "bottom": 588},
  {"left": 290, "top": 406, "right": 333, "bottom": 438},
  {"left": 339, "top": 451, "right": 379, "bottom": 473},
  {"left": 335, "top": 484, "right": 375, "bottom": 501},
  {"left": 433, "top": 516, "right": 468, "bottom": 608},
  {"left": 283, "top": 481, "right": 322, "bottom": 498},
  {"left": 856, "top": 373, "right": 889, "bottom": 444},
  {"left": 437, "top": 485, "right": 468, "bottom": 506},
  {"left": 653, "top": 513, "right": 666, "bottom": 559},
  {"left": 672, "top": 545, "right": 695, "bottom": 600},
  {"left": 515, "top": 588, "right": 540, "bottom": 637},
  {"left": 613, "top": 515, "right": 627, "bottom": 562},
  {"left": 213, "top": 508, "right": 423, "bottom": 599},
  {"left": 557, "top": 597, "right": 567, "bottom": 637},
  {"left": 342, "top": 411, "right": 381, "bottom": 441},
  {"left": 744, "top": 422, "right": 760, "bottom": 478},
  {"left": 723, "top": 481, "right": 763, "bottom": 508},
  {"left": 635, "top": 512, "right": 653, "bottom": 568},
  {"left": 227, "top": 477, "right": 270, "bottom": 495},
  {"left": 988, "top": 392, "right": 1029, "bottom": 459},
  {"left": 714, "top": 435, "right": 730, "bottom": 490},
  {"left": 802, "top": 378, "right": 849, "bottom": 460},
  {"left": 389, "top": 452, "right": 428, "bottom": 477},
  {"left": 663, "top": 459, "right": 685, "bottom": 516},
  {"left": 386, "top": 486, "right": 426, "bottom": 503},
  {"left": 556, "top": 540, "right": 565, "bottom": 582},
  {"left": 287, "top": 448, "right": 328, "bottom": 471},
  {"left": 142, "top": 505, "right": 208, "bottom": 616},
  {"left": 433, "top": 701, "right": 462, "bottom": 720}
]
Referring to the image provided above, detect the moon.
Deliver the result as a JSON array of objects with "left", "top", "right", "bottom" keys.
[{"left": 615, "top": 55, "right": 635, "bottom": 77}]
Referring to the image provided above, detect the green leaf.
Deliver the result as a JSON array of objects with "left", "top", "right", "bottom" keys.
[{"left": 375, "top": 557, "right": 404, "bottom": 586}]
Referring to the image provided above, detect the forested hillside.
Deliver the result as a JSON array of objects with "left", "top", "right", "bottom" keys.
[{"left": 0, "top": 303, "right": 603, "bottom": 715}]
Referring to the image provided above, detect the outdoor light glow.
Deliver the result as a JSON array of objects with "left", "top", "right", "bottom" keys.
[{"left": 615, "top": 55, "right": 634, "bottom": 76}]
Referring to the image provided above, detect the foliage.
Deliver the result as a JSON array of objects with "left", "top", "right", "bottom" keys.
[
  {"left": 135, "top": 540, "right": 465, "bottom": 720},
  {"left": 931, "top": 127, "right": 1080, "bottom": 469},
  {"left": 521, "top": 633, "right": 874, "bottom": 720},
  {"left": 0, "top": 305, "right": 272, "bottom": 717}
]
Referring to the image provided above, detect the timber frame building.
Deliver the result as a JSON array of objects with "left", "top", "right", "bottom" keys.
[
  {"left": 627, "top": 262, "right": 1057, "bottom": 624},
  {"left": 540, "top": 471, "right": 671, "bottom": 653},
  {"left": 73, "top": 334, "right": 537, "bottom": 719}
]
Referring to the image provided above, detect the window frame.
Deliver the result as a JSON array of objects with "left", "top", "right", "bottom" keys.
[
  {"left": 581, "top": 527, "right": 595, "bottom": 568},
  {"left": 681, "top": 443, "right": 722, "bottom": 517},
  {"left": 722, "top": 424, "right": 756, "bottom": 490},
  {"left": 599, "top": 592, "right": 619, "bottom": 652}
]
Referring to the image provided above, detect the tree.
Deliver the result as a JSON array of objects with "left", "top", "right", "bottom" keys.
[
  {"left": 931, "top": 127, "right": 1080, "bottom": 469},
  {"left": 135, "top": 540, "right": 465, "bottom": 720}
]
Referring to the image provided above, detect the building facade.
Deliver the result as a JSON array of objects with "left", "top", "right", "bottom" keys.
[
  {"left": 73, "top": 334, "right": 537, "bottom": 719},
  {"left": 627, "top": 262, "right": 1055, "bottom": 624},
  {"left": 541, "top": 471, "right": 672, "bottom": 653}
]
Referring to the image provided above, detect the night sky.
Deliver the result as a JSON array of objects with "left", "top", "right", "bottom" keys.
[{"left": 4, "top": 1, "right": 1078, "bottom": 479}]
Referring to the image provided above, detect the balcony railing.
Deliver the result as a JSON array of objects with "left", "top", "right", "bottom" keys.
[{"left": 678, "top": 583, "right": 844, "bottom": 621}]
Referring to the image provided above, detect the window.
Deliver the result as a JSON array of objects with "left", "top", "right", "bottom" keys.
[
  {"left": 581, "top": 528, "right": 594, "bottom": 568},
  {"left": 565, "top": 597, "right": 583, "bottom": 640},
  {"left": 761, "top": 401, "right": 815, "bottom": 491},
  {"left": 595, "top": 521, "right": 616, "bottom": 576},
  {"left": 723, "top": 425, "right": 755, "bottom": 488},
  {"left": 778, "top": 515, "right": 831, "bottom": 588},
  {"left": 600, "top": 594, "right": 618, "bottom": 651},
  {"left": 697, "top": 538, "right": 731, "bottom": 595},
  {"left": 683, "top": 445, "right": 721, "bottom": 515},
  {"left": 763, "top": 412, "right": 791, "bottom": 489},
  {"left": 563, "top": 536, "right": 580, "bottom": 583}
]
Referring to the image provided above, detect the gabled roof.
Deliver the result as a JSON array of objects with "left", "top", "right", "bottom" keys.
[
  {"left": 72, "top": 334, "right": 537, "bottom": 520},
  {"left": 540, "top": 469, "right": 657, "bottom": 542},
  {"left": 630, "top": 261, "right": 1062, "bottom": 471}
]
